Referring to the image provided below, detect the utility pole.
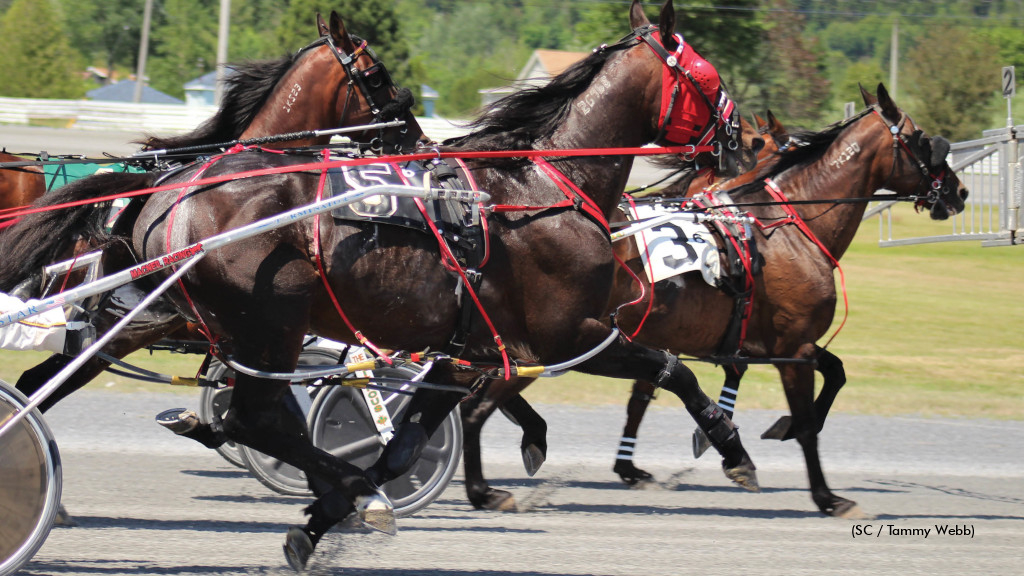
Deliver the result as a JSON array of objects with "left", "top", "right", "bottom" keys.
[
  {"left": 889, "top": 18, "right": 899, "bottom": 99},
  {"left": 215, "top": 0, "right": 231, "bottom": 106},
  {"left": 133, "top": 0, "right": 154, "bottom": 103}
]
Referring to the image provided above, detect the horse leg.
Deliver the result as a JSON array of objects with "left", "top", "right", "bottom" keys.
[
  {"left": 692, "top": 362, "right": 748, "bottom": 458},
  {"left": 458, "top": 376, "right": 540, "bottom": 511},
  {"left": 365, "top": 364, "right": 472, "bottom": 491},
  {"left": 577, "top": 329, "right": 758, "bottom": 492},
  {"left": 501, "top": 392, "right": 547, "bottom": 477},
  {"left": 776, "top": 355, "right": 860, "bottom": 517},
  {"left": 762, "top": 347, "right": 845, "bottom": 440},
  {"left": 613, "top": 380, "right": 656, "bottom": 485}
]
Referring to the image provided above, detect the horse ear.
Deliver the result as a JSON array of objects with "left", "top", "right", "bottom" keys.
[
  {"left": 754, "top": 113, "right": 767, "bottom": 130},
  {"left": 930, "top": 136, "right": 951, "bottom": 167},
  {"left": 329, "top": 11, "right": 359, "bottom": 54},
  {"left": 629, "top": 0, "right": 650, "bottom": 29},
  {"left": 859, "top": 83, "right": 877, "bottom": 107},
  {"left": 316, "top": 13, "right": 329, "bottom": 37},
  {"left": 766, "top": 109, "right": 790, "bottom": 146},
  {"left": 876, "top": 83, "right": 900, "bottom": 123},
  {"left": 658, "top": 0, "right": 678, "bottom": 52}
]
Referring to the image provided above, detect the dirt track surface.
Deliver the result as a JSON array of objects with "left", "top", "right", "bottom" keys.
[{"left": 12, "top": 389, "right": 1024, "bottom": 575}]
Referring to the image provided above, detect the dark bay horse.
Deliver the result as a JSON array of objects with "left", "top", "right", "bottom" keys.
[
  {"left": 476, "top": 83, "right": 966, "bottom": 518},
  {"left": 0, "top": 1, "right": 760, "bottom": 568},
  {"left": 3, "top": 11, "right": 426, "bottom": 411}
]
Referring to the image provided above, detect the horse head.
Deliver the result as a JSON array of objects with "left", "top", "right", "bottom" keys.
[
  {"left": 860, "top": 82, "right": 967, "bottom": 220},
  {"left": 630, "top": 0, "right": 762, "bottom": 178},
  {"left": 313, "top": 11, "right": 429, "bottom": 154}
]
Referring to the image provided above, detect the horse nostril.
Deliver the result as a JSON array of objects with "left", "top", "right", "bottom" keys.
[{"left": 959, "top": 188, "right": 968, "bottom": 200}]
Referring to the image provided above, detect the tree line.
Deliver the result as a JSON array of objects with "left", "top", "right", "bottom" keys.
[{"left": 0, "top": 0, "right": 1020, "bottom": 140}]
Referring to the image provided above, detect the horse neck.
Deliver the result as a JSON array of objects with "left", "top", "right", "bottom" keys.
[
  {"left": 535, "top": 52, "right": 660, "bottom": 216},
  {"left": 238, "top": 47, "right": 342, "bottom": 148},
  {"left": 765, "top": 120, "right": 893, "bottom": 260}
]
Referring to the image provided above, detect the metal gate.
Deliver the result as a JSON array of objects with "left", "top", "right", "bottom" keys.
[{"left": 864, "top": 125, "right": 1023, "bottom": 247}]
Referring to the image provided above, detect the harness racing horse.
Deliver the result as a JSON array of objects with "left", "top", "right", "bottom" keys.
[
  {"left": 2, "top": 11, "right": 425, "bottom": 412},
  {"left": 611, "top": 108, "right": 794, "bottom": 485},
  {"left": 602, "top": 83, "right": 966, "bottom": 516},
  {"left": 465, "top": 85, "right": 966, "bottom": 517},
  {"left": 0, "top": 1, "right": 761, "bottom": 568}
]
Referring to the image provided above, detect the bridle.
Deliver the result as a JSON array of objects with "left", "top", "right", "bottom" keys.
[
  {"left": 633, "top": 25, "right": 741, "bottom": 166},
  {"left": 297, "top": 33, "right": 414, "bottom": 152},
  {"left": 869, "top": 105, "right": 954, "bottom": 211}
]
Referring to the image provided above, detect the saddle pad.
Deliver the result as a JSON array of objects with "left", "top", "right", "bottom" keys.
[
  {"left": 626, "top": 203, "right": 721, "bottom": 286},
  {"left": 326, "top": 159, "right": 468, "bottom": 235}
]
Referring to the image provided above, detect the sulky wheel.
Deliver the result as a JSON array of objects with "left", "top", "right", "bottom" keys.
[
  {"left": 0, "top": 379, "right": 61, "bottom": 576},
  {"left": 196, "top": 369, "right": 245, "bottom": 469},
  {"left": 309, "top": 366, "right": 463, "bottom": 517},
  {"left": 235, "top": 348, "right": 341, "bottom": 497}
]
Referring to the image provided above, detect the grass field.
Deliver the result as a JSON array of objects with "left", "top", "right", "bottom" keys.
[{"left": 1, "top": 204, "right": 1021, "bottom": 419}]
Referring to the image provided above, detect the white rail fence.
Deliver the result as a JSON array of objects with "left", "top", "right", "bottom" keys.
[{"left": 0, "top": 96, "right": 470, "bottom": 142}]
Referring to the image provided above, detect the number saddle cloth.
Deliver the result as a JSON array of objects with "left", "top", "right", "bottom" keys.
[{"left": 323, "top": 158, "right": 487, "bottom": 270}]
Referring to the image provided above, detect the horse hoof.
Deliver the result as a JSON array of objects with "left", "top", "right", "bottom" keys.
[
  {"left": 691, "top": 427, "right": 712, "bottom": 459},
  {"left": 355, "top": 491, "right": 397, "bottom": 536},
  {"left": 283, "top": 526, "right": 313, "bottom": 572},
  {"left": 613, "top": 461, "right": 654, "bottom": 486},
  {"left": 760, "top": 416, "right": 792, "bottom": 440},
  {"left": 473, "top": 488, "right": 517, "bottom": 512},
  {"left": 723, "top": 461, "right": 760, "bottom": 492},
  {"left": 155, "top": 408, "right": 199, "bottom": 435},
  {"left": 522, "top": 444, "right": 546, "bottom": 477},
  {"left": 54, "top": 504, "right": 77, "bottom": 527},
  {"left": 830, "top": 500, "right": 871, "bottom": 519}
]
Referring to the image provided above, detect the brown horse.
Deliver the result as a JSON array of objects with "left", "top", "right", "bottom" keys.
[
  {"left": 470, "top": 83, "right": 966, "bottom": 519},
  {"left": 4, "top": 11, "right": 425, "bottom": 409},
  {"left": 0, "top": 151, "right": 45, "bottom": 220},
  {"left": 0, "top": 1, "right": 761, "bottom": 568}
]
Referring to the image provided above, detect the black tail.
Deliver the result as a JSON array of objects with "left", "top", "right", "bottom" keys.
[{"left": 0, "top": 171, "right": 155, "bottom": 293}]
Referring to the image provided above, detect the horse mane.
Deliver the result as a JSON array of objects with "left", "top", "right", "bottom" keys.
[
  {"left": 138, "top": 55, "right": 297, "bottom": 151},
  {"left": 444, "top": 49, "right": 615, "bottom": 152},
  {"left": 0, "top": 172, "right": 155, "bottom": 293}
]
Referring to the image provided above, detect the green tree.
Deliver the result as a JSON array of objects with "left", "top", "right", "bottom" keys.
[
  {"left": 58, "top": 0, "right": 142, "bottom": 83},
  {"left": 759, "top": 0, "right": 831, "bottom": 126},
  {"left": 904, "top": 25, "right": 1000, "bottom": 140},
  {"left": 276, "top": 0, "right": 411, "bottom": 93},
  {"left": 147, "top": 0, "right": 217, "bottom": 99},
  {"left": 0, "top": 0, "right": 86, "bottom": 98}
]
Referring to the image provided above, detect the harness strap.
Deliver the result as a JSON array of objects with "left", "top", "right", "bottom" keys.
[
  {"left": 690, "top": 191, "right": 757, "bottom": 353},
  {"left": 760, "top": 178, "right": 849, "bottom": 348},
  {"left": 311, "top": 149, "right": 392, "bottom": 362}
]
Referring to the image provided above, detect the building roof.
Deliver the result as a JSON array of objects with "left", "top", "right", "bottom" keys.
[
  {"left": 518, "top": 49, "right": 590, "bottom": 81},
  {"left": 86, "top": 80, "right": 183, "bottom": 104}
]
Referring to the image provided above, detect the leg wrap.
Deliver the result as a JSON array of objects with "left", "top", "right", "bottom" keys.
[{"left": 696, "top": 402, "right": 738, "bottom": 446}]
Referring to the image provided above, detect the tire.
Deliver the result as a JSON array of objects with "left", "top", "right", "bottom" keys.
[
  {"left": 0, "top": 379, "right": 61, "bottom": 576},
  {"left": 309, "top": 366, "right": 463, "bottom": 517},
  {"left": 197, "top": 362, "right": 245, "bottom": 469},
  {"left": 235, "top": 348, "right": 341, "bottom": 497}
]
